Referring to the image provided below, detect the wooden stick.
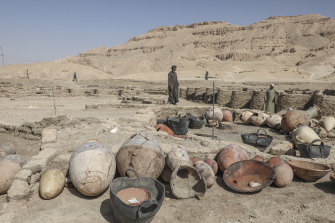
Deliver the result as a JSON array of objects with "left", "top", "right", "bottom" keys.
[
  {"left": 212, "top": 81, "right": 215, "bottom": 139},
  {"left": 52, "top": 84, "right": 56, "bottom": 115}
]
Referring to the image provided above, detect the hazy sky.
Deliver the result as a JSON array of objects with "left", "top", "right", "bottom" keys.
[{"left": 0, "top": 0, "right": 334, "bottom": 64}]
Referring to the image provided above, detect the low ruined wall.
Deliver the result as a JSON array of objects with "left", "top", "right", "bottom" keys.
[
  {"left": 217, "top": 89, "right": 233, "bottom": 106},
  {"left": 156, "top": 106, "right": 210, "bottom": 119},
  {"left": 229, "top": 91, "right": 254, "bottom": 109},
  {"left": 183, "top": 87, "right": 335, "bottom": 116},
  {"left": 276, "top": 94, "right": 313, "bottom": 111},
  {"left": 249, "top": 91, "right": 265, "bottom": 110},
  {"left": 314, "top": 94, "right": 335, "bottom": 116}
]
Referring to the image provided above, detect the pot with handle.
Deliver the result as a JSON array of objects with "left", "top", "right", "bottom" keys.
[
  {"left": 241, "top": 129, "right": 273, "bottom": 148},
  {"left": 110, "top": 169, "right": 165, "bottom": 223},
  {"left": 297, "top": 139, "right": 331, "bottom": 159}
]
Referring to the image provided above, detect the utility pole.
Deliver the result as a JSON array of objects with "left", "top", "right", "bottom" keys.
[{"left": 0, "top": 46, "right": 4, "bottom": 66}]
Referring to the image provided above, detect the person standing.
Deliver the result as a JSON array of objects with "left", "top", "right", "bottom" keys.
[
  {"left": 168, "top": 65, "right": 179, "bottom": 105},
  {"left": 205, "top": 70, "right": 209, "bottom": 80},
  {"left": 73, "top": 72, "right": 77, "bottom": 82},
  {"left": 264, "top": 84, "right": 279, "bottom": 113}
]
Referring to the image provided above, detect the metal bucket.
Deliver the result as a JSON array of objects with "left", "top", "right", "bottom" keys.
[{"left": 110, "top": 169, "right": 165, "bottom": 223}]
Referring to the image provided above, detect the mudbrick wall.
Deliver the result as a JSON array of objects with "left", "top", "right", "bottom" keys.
[
  {"left": 180, "top": 87, "right": 335, "bottom": 116},
  {"left": 1, "top": 81, "right": 334, "bottom": 116},
  {"left": 0, "top": 116, "right": 71, "bottom": 140}
]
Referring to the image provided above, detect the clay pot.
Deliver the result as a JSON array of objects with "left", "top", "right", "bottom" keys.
[
  {"left": 205, "top": 107, "right": 223, "bottom": 122},
  {"left": 276, "top": 107, "right": 293, "bottom": 116},
  {"left": 266, "top": 114, "right": 282, "bottom": 129},
  {"left": 0, "top": 156, "right": 24, "bottom": 195},
  {"left": 272, "top": 161, "right": 293, "bottom": 188},
  {"left": 292, "top": 126, "right": 321, "bottom": 146},
  {"left": 117, "top": 130, "right": 165, "bottom": 179},
  {"left": 207, "top": 119, "right": 219, "bottom": 127},
  {"left": 204, "top": 158, "right": 218, "bottom": 175},
  {"left": 251, "top": 155, "right": 264, "bottom": 162},
  {"left": 240, "top": 111, "right": 253, "bottom": 124},
  {"left": 249, "top": 112, "right": 270, "bottom": 126},
  {"left": 70, "top": 142, "right": 116, "bottom": 196},
  {"left": 39, "top": 169, "right": 65, "bottom": 199},
  {"left": 170, "top": 165, "right": 207, "bottom": 199},
  {"left": 322, "top": 117, "right": 335, "bottom": 132},
  {"left": 190, "top": 157, "right": 201, "bottom": 165},
  {"left": 166, "top": 146, "right": 192, "bottom": 170},
  {"left": 266, "top": 157, "right": 281, "bottom": 168},
  {"left": 223, "top": 160, "right": 275, "bottom": 193},
  {"left": 154, "top": 124, "right": 174, "bottom": 136},
  {"left": 160, "top": 165, "right": 172, "bottom": 183},
  {"left": 305, "top": 105, "right": 322, "bottom": 120},
  {"left": 194, "top": 161, "right": 216, "bottom": 188},
  {"left": 281, "top": 106, "right": 321, "bottom": 133},
  {"left": 222, "top": 110, "right": 233, "bottom": 122},
  {"left": 287, "top": 160, "right": 330, "bottom": 182},
  {"left": 217, "top": 144, "right": 249, "bottom": 172},
  {"left": 281, "top": 110, "right": 309, "bottom": 133}
]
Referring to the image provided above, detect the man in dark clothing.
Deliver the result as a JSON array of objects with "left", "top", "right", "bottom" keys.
[
  {"left": 205, "top": 70, "right": 209, "bottom": 80},
  {"left": 168, "top": 65, "right": 179, "bottom": 105},
  {"left": 73, "top": 72, "right": 77, "bottom": 82}
]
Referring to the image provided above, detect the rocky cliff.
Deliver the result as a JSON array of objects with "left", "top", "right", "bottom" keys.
[{"left": 3, "top": 14, "right": 335, "bottom": 81}]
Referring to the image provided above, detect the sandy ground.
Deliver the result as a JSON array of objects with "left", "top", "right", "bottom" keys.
[
  {"left": 0, "top": 96, "right": 124, "bottom": 125},
  {"left": 1, "top": 79, "right": 335, "bottom": 223},
  {"left": 2, "top": 174, "right": 335, "bottom": 223}
]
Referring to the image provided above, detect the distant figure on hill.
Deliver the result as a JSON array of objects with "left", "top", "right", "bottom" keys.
[
  {"left": 168, "top": 65, "right": 179, "bottom": 105},
  {"left": 73, "top": 72, "right": 77, "bottom": 82},
  {"left": 205, "top": 70, "right": 209, "bottom": 80},
  {"left": 264, "top": 84, "right": 279, "bottom": 113}
]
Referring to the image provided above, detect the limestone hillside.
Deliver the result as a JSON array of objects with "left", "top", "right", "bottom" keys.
[{"left": 3, "top": 14, "right": 335, "bottom": 81}]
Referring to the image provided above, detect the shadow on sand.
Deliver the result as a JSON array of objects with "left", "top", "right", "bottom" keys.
[{"left": 314, "top": 181, "right": 335, "bottom": 194}]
